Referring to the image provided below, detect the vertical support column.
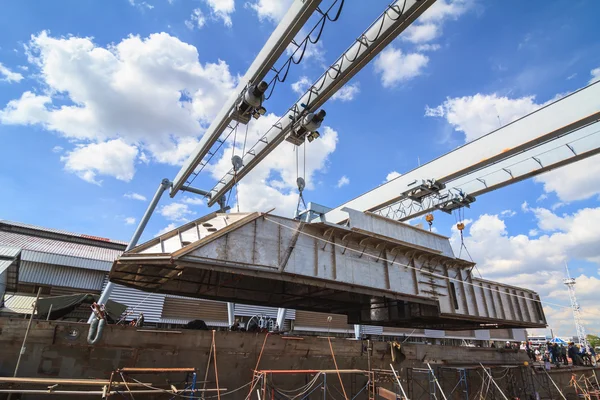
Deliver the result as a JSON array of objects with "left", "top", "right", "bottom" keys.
[
  {"left": 354, "top": 324, "right": 361, "bottom": 340},
  {"left": 89, "top": 178, "right": 172, "bottom": 323},
  {"left": 276, "top": 308, "right": 287, "bottom": 330},
  {"left": 227, "top": 303, "right": 235, "bottom": 327}
]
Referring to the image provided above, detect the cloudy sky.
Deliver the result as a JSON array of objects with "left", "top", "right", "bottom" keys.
[{"left": 1, "top": 0, "right": 599, "bottom": 337}]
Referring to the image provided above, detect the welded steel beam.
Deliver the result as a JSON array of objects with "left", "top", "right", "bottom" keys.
[
  {"left": 319, "top": 81, "right": 600, "bottom": 224},
  {"left": 206, "top": 0, "right": 437, "bottom": 206},
  {"left": 171, "top": 0, "right": 323, "bottom": 196}
]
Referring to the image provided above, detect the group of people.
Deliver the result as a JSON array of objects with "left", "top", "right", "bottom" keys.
[{"left": 523, "top": 341, "right": 597, "bottom": 367}]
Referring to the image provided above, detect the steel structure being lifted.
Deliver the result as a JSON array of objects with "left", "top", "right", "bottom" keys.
[{"left": 110, "top": 209, "right": 546, "bottom": 330}]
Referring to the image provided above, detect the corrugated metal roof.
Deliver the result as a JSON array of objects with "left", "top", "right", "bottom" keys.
[
  {"left": 0, "top": 220, "right": 128, "bottom": 245},
  {"left": 1, "top": 294, "right": 38, "bottom": 314},
  {"left": 0, "top": 230, "right": 123, "bottom": 263},
  {"left": 0, "top": 245, "right": 21, "bottom": 274},
  {"left": 19, "top": 261, "right": 106, "bottom": 291},
  {"left": 0, "top": 245, "right": 21, "bottom": 258},
  {"left": 21, "top": 250, "right": 113, "bottom": 271}
]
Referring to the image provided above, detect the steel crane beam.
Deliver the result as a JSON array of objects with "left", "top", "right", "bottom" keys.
[
  {"left": 206, "top": 0, "right": 437, "bottom": 206},
  {"left": 318, "top": 81, "right": 600, "bottom": 224},
  {"left": 171, "top": 0, "right": 323, "bottom": 197},
  {"left": 378, "top": 119, "right": 600, "bottom": 221}
]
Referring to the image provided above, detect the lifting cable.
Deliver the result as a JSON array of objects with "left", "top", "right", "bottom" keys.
[
  {"left": 295, "top": 144, "right": 307, "bottom": 218},
  {"left": 453, "top": 207, "right": 482, "bottom": 278}
]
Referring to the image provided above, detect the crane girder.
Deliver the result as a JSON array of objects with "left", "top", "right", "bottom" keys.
[
  {"left": 206, "top": 0, "right": 437, "bottom": 207},
  {"left": 318, "top": 81, "right": 600, "bottom": 224},
  {"left": 171, "top": 0, "right": 323, "bottom": 197}
]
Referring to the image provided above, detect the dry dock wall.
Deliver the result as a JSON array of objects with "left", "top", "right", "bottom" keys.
[{"left": 0, "top": 318, "right": 596, "bottom": 399}]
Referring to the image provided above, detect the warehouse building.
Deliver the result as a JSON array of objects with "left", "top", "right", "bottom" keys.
[{"left": 0, "top": 219, "right": 525, "bottom": 343}]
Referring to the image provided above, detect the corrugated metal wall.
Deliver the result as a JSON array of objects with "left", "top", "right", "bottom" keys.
[
  {"left": 360, "top": 325, "right": 384, "bottom": 335},
  {"left": 162, "top": 296, "right": 228, "bottom": 325},
  {"left": 19, "top": 261, "right": 106, "bottom": 291},
  {"left": 103, "top": 280, "right": 165, "bottom": 323},
  {"left": 234, "top": 304, "right": 296, "bottom": 319}
]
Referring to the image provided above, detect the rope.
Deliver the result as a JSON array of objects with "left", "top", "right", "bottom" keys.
[
  {"left": 119, "top": 372, "right": 136, "bottom": 400},
  {"left": 263, "top": 216, "right": 572, "bottom": 311},
  {"left": 328, "top": 337, "right": 348, "bottom": 400},
  {"left": 202, "top": 334, "right": 214, "bottom": 398},
  {"left": 247, "top": 333, "right": 270, "bottom": 399},
  {"left": 212, "top": 330, "right": 221, "bottom": 400}
]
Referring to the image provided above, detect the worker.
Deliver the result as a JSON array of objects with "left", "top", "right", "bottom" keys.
[
  {"left": 568, "top": 342, "right": 582, "bottom": 366},
  {"left": 550, "top": 343, "right": 559, "bottom": 366},
  {"left": 559, "top": 344, "right": 568, "bottom": 365},
  {"left": 135, "top": 312, "right": 145, "bottom": 328}
]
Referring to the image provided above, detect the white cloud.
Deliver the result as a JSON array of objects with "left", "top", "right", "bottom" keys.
[
  {"left": 0, "top": 31, "right": 237, "bottom": 183},
  {"left": 124, "top": 217, "right": 136, "bottom": 225},
  {"left": 0, "top": 62, "right": 24, "bottom": 83},
  {"left": 124, "top": 192, "right": 147, "bottom": 201},
  {"left": 589, "top": 67, "right": 600, "bottom": 84},
  {"left": 500, "top": 209, "right": 516, "bottom": 217},
  {"left": 374, "top": 47, "right": 428, "bottom": 88},
  {"left": 402, "top": 0, "right": 473, "bottom": 45},
  {"left": 451, "top": 208, "right": 600, "bottom": 335},
  {"left": 61, "top": 139, "right": 138, "bottom": 185},
  {"left": 534, "top": 155, "right": 600, "bottom": 202},
  {"left": 128, "top": 0, "right": 154, "bottom": 10},
  {"left": 156, "top": 223, "right": 177, "bottom": 236},
  {"left": 204, "top": 0, "right": 235, "bottom": 27},
  {"left": 386, "top": 171, "right": 402, "bottom": 182},
  {"left": 248, "top": 0, "right": 292, "bottom": 23},
  {"left": 207, "top": 114, "right": 338, "bottom": 216},
  {"left": 537, "top": 193, "right": 548, "bottom": 202},
  {"left": 181, "top": 196, "right": 204, "bottom": 205},
  {"left": 51, "top": 145, "right": 63, "bottom": 153},
  {"left": 424, "top": 93, "right": 540, "bottom": 142},
  {"left": 403, "top": 23, "right": 439, "bottom": 44},
  {"left": 336, "top": 175, "right": 349, "bottom": 188},
  {"left": 416, "top": 44, "right": 441, "bottom": 52},
  {"left": 0, "top": 91, "right": 51, "bottom": 125},
  {"left": 159, "top": 202, "right": 195, "bottom": 222},
  {"left": 291, "top": 76, "right": 310, "bottom": 95},
  {"left": 425, "top": 91, "right": 600, "bottom": 202},
  {"left": 331, "top": 83, "right": 360, "bottom": 102},
  {"left": 185, "top": 8, "right": 206, "bottom": 30}
]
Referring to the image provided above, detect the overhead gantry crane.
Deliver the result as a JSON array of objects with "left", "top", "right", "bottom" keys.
[{"left": 94, "top": 1, "right": 600, "bottom": 330}]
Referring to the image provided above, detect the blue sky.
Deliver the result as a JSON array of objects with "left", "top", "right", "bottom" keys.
[{"left": 1, "top": 0, "right": 599, "bottom": 336}]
